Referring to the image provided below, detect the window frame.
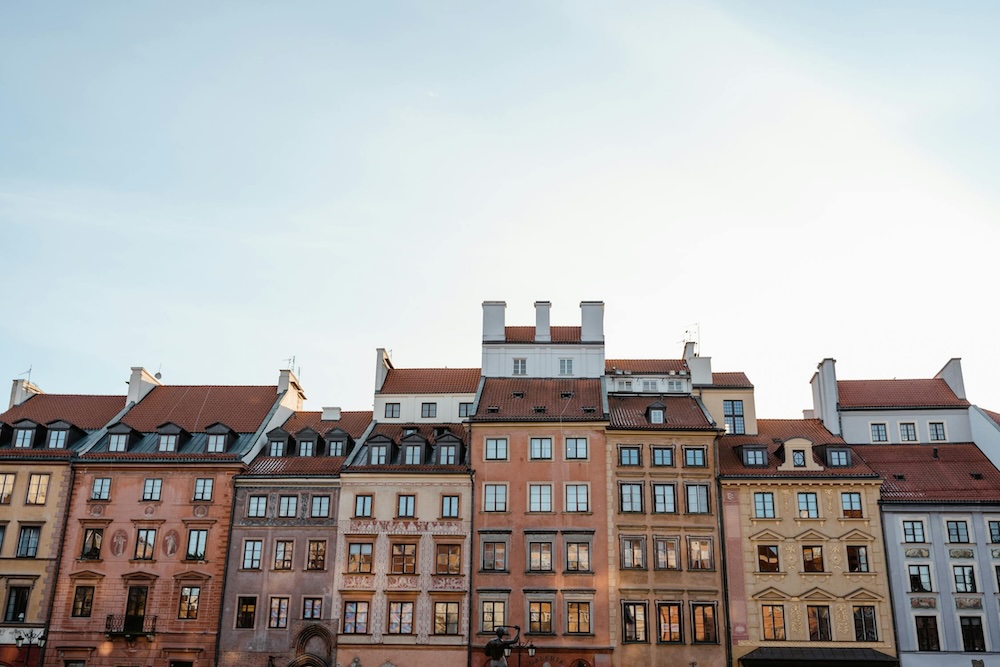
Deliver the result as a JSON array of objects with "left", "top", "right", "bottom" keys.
[
  {"left": 384, "top": 403, "right": 401, "bottom": 418},
  {"left": 651, "top": 446, "right": 674, "bottom": 467},
  {"left": 435, "top": 544, "right": 461, "bottom": 575},
  {"left": 91, "top": 477, "right": 111, "bottom": 501},
  {"left": 947, "top": 520, "right": 970, "bottom": 543},
  {"left": 484, "top": 483, "right": 508, "bottom": 512},
  {"left": 565, "top": 484, "right": 589, "bottom": 513},
  {"left": 758, "top": 544, "right": 779, "bottom": 573},
  {"left": 236, "top": 596, "right": 257, "bottom": 629},
  {"left": 762, "top": 604, "right": 785, "bottom": 640},
  {"left": 354, "top": 494, "right": 373, "bottom": 518},
  {"left": 441, "top": 494, "right": 460, "bottom": 518},
  {"left": 647, "top": 481, "right": 674, "bottom": 514},
  {"left": 619, "top": 482, "right": 644, "bottom": 513},
  {"left": 343, "top": 601, "right": 370, "bottom": 634},
  {"left": 903, "top": 520, "right": 926, "bottom": 543},
  {"left": 247, "top": 495, "right": 267, "bottom": 518},
  {"left": 485, "top": 438, "right": 508, "bottom": 461},
  {"left": 841, "top": 492, "right": 863, "bottom": 518},
  {"left": 268, "top": 596, "right": 289, "bottom": 629},
  {"left": 273, "top": 540, "right": 294, "bottom": 570},
  {"left": 528, "top": 484, "right": 552, "bottom": 513},
  {"left": 797, "top": 492, "right": 819, "bottom": 518},
  {"left": 25, "top": 473, "right": 49, "bottom": 505},
  {"left": 754, "top": 492, "right": 776, "bottom": 519},
  {"left": 420, "top": 402, "right": 437, "bottom": 419},
  {"left": 657, "top": 602, "right": 682, "bottom": 643},
  {"left": 622, "top": 601, "right": 648, "bottom": 643},
  {"left": 807, "top": 605, "right": 832, "bottom": 641},
  {"left": 387, "top": 600, "right": 415, "bottom": 634},
  {"left": 348, "top": 542, "right": 374, "bottom": 574},
  {"left": 72, "top": 585, "right": 95, "bottom": 617},
  {"left": 390, "top": 543, "right": 417, "bottom": 575},
  {"left": 899, "top": 422, "right": 917, "bottom": 442},
  {"left": 142, "top": 478, "right": 163, "bottom": 502},
  {"left": 529, "top": 437, "right": 552, "bottom": 460},
  {"left": 193, "top": 478, "right": 214, "bottom": 501},
  {"left": 870, "top": 423, "right": 888, "bottom": 443},
  {"left": 397, "top": 494, "right": 416, "bottom": 518},
  {"left": 307, "top": 540, "right": 327, "bottom": 570},
  {"left": 683, "top": 447, "right": 706, "bottom": 467},
  {"left": 621, "top": 535, "right": 646, "bottom": 569},
  {"left": 685, "top": 484, "right": 710, "bottom": 514},
  {"left": 915, "top": 615, "right": 940, "bottom": 652},
  {"left": 242, "top": 539, "right": 263, "bottom": 569},
  {"left": 278, "top": 495, "right": 298, "bottom": 518},
  {"left": 178, "top": 585, "right": 201, "bottom": 620},
  {"left": 434, "top": 601, "right": 460, "bottom": 635},
  {"left": 723, "top": 399, "right": 745, "bottom": 434}
]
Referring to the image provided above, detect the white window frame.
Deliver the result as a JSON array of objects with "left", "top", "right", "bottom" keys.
[
  {"left": 528, "top": 484, "right": 552, "bottom": 512},
  {"left": 565, "top": 484, "right": 589, "bottom": 512},
  {"left": 484, "top": 483, "right": 508, "bottom": 512},
  {"left": 559, "top": 358, "right": 574, "bottom": 376}
]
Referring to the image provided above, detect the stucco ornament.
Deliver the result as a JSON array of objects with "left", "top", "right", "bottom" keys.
[{"left": 111, "top": 529, "right": 128, "bottom": 557}]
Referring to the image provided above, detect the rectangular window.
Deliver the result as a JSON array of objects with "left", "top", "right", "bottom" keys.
[
  {"left": 870, "top": 423, "right": 888, "bottom": 442},
  {"left": 567, "top": 542, "right": 591, "bottom": 571},
  {"left": 900, "top": 422, "right": 917, "bottom": 442},
  {"left": 391, "top": 543, "right": 417, "bottom": 574},
  {"left": 4, "top": 587, "right": 29, "bottom": 622},
  {"left": 529, "top": 484, "right": 552, "bottom": 512},
  {"left": 566, "top": 437, "right": 588, "bottom": 459},
  {"left": 242, "top": 540, "right": 262, "bottom": 569},
  {"left": 397, "top": 495, "right": 415, "bottom": 518},
  {"left": 559, "top": 358, "right": 574, "bottom": 375},
  {"left": 482, "top": 542, "right": 506, "bottom": 571},
  {"left": 158, "top": 434, "right": 177, "bottom": 452},
  {"left": 269, "top": 440, "right": 284, "bottom": 456},
  {"left": 421, "top": 402, "right": 437, "bottom": 418},
  {"left": 513, "top": 358, "right": 526, "bottom": 375},
  {"left": 194, "top": 478, "right": 214, "bottom": 501},
  {"left": 762, "top": 605, "right": 785, "bottom": 640},
  {"left": 649, "top": 408, "right": 664, "bottom": 424},
  {"left": 723, "top": 400, "right": 745, "bottom": 434},
  {"left": 654, "top": 537, "right": 680, "bottom": 570},
  {"left": 802, "top": 546, "right": 824, "bottom": 572},
  {"left": 797, "top": 492, "right": 819, "bottom": 518},
  {"left": 485, "top": 438, "right": 508, "bottom": 460},
  {"left": 385, "top": 403, "right": 400, "bottom": 418},
  {"left": 434, "top": 601, "right": 460, "bottom": 635},
  {"left": 658, "top": 602, "right": 682, "bottom": 643},
  {"left": 961, "top": 616, "right": 986, "bottom": 652},
  {"left": 307, "top": 540, "right": 326, "bottom": 570},
  {"left": 915, "top": 616, "right": 940, "bottom": 652},
  {"left": 484, "top": 484, "right": 507, "bottom": 512},
  {"left": 990, "top": 520, "right": 1000, "bottom": 543},
  {"left": 619, "top": 483, "right": 644, "bottom": 513},
  {"left": 248, "top": 495, "right": 267, "bottom": 517},
  {"left": 688, "top": 537, "right": 713, "bottom": 570},
  {"left": 435, "top": 443, "right": 456, "bottom": 465},
  {"left": 567, "top": 601, "right": 591, "bottom": 634},
  {"left": 303, "top": 597, "right": 323, "bottom": 620},
  {"left": 565, "top": 484, "right": 589, "bottom": 512},
  {"left": 743, "top": 448, "right": 766, "bottom": 466},
  {"left": 684, "top": 447, "right": 706, "bottom": 467},
  {"left": 142, "top": 478, "right": 162, "bottom": 501},
  {"left": 343, "top": 601, "right": 369, "bottom": 634},
  {"left": 841, "top": 492, "right": 863, "bottom": 518},
  {"left": 298, "top": 440, "right": 314, "bottom": 457},
  {"left": 529, "top": 542, "right": 553, "bottom": 571},
  {"left": 618, "top": 446, "right": 641, "bottom": 466},
  {"left": 909, "top": 564, "right": 932, "bottom": 592},
  {"left": 948, "top": 520, "right": 970, "bottom": 543},
  {"left": 853, "top": 605, "right": 877, "bottom": 641},
  {"left": 348, "top": 543, "right": 374, "bottom": 573},
  {"left": 530, "top": 601, "right": 553, "bottom": 633},
  {"left": 441, "top": 495, "right": 460, "bottom": 518},
  {"left": 623, "top": 602, "right": 647, "bottom": 642},
  {"left": 807, "top": 605, "right": 832, "bottom": 641},
  {"left": 0, "top": 473, "right": 13, "bottom": 504},
  {"left": 186, "top": 529, "right": 207, "bottom": 560},
  {"left": 91, "top": 478, "right": 111, "bottom": 500},
  {"left": 81, "top": 528, "right": 103, "bottom": 559},
  {"left": 847, "top": 545, "right": 869, "bottom": 573},
  {"left": 686, "top": 485, "right": 709, "bottom": 514},
  {"left": 328, "top": 440, "right": 345, "bottom": 456},
  {"left": 25, "top": 473, "right": 49, "bottom": 505},
  {"left": 691, "top": 603, "right": 718, "bottom": 643},
  {"left": 459, "top": 402, "right": 473, "bottom": 417},
  {"left": 14, "top": 429, "right": 32, "bottom": 448},
  {"left": 903, "top": 520, "right": 925, "bottom": 543},
  {"left": 72, "top": 586, "right": 95, "bottom": 617},
  {"left": 482, "top": 601, "right": 505, "bottom": 633},
  {"left": 278, "top": 495, "right": 298, "bottom": 518},
  {"left": 48, "top": 430, "right": 67, "bottom": 449},
  {"left": 388, "top": 601, "right": 414, "bottom": 634},
  {"left": 651, "top": 447, "right": 673, "bottom": 466},
  {"left": 236, "top": 597, "right": 257, "bottom": 628},
  {"left": 621, "top": 536, "right": 645, "bottom": 569},
  {"left": 134, "top": 528, "right": 156, "bottom": 560},
  {"left": 755, "top": 492, "right": 776, "bottom": 518},
  {"left": 929, "top": 422, "right": 946, "bottom": 441},
  {"left": 207, "top": 434, "right": 226, "bottom": 453},
  {"left": 310, "top": 495, "right": 330, "bottom": 518},
  {"left": 530, "top": 437, "right": 552, "bottom": 459},
  {"left": 954, "top": 565, "right": 977, "bottom": 592},
  {"left": 269, "top": 597, "right": 289, "bottom": 628},
  {"left": 178, "top": 586, "right": 200, "bottom": 619},
  {"left": 273, "top": 540, "right": 293, "bottom": 570},
  {"left": 109, "top": 433, "right": 128, "bottom": 452},
  {"left": 642, "top": 379, "right": 658, "bottom": 392},
  {"left": 758, "top": 545, "right": 779, "bottom": 572},
  {"left": 354, "top": 495, "right": 373, "bottom": 517},
  {"left": 436, "top": 544, "right": 461, "bottom": 574},
  {"left": 828, "top": 449, "right": 850, "bottom": 466},
  {"left": 17, "top": 526, "right": 40, "bottom": 558}
]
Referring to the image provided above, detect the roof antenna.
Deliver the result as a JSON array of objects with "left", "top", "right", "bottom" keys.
[
  {"left": 155, "top": 363, "right": 163, "bottom": 381},
  {"left": 19, "top": 365, "right": 32, "bottom": 383},
  {"left": 282, "top": 356, "right": 296, "bottom": 371},
  {"left": 681, "top": 323, "right": 701, "bottom": 349}
]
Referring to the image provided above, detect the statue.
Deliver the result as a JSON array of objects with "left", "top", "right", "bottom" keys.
[{"left": 484, "top": 625, "right": 520, "bottom": 666}]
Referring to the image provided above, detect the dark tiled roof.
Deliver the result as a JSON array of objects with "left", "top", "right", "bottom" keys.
[
  {"left": 503, "top": 326, "right": 583, "bottom": 343},
  {"left": 119, "top": 385, "right": 278, "bottom": 433},
  {"left": 605, "top": 359, "right": 686, "bottom": 374},
  {"left": 368, "top": 422, "right": 467, "bottom": 445},
  {"left": 719, "top": 419, "right": 875, "bottom": 477},
  {"left": 855, "top": 444, "right": 1000, "bottom": 502},
  {"left": 247, "top": 455, "right": 347, "bottom": 476},
  {"left": 837, "top": 379, "right": 968, "bottom": 409},
  {"left": 281, "top": 411, "right": 372, "bottom": 439},
  {"left": 474, "top": 379, "right": 604, "bottom": 421},
  {"left": 379, "top": 369, "right": 480, "bottom": 394},
  {"left": 608, "top": 395, "right": 714, "bottom": 430},
  {"left": 741, "top": 646, "right": 897, "bottom": 664},
  {"left": 0, "top": 394, "right": 125, "bottom": 430},
  {"left": 708, "top": 372, "right": 753, "bottom": 388}
]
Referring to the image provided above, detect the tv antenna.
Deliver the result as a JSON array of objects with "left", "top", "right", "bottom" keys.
[{"left": 19, "top": 365, "right": 32, "bottom": 383}]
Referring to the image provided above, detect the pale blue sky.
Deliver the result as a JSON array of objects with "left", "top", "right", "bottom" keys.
[{"left": 2, "top": 2, "right": 998, "bottom": 418}]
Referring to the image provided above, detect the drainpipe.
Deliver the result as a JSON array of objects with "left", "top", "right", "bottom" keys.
[
  {"left": 215, "top": 469, "right": 242, "bottom": 667},
  {"left": 42, "top": 462, "right": 75, "bottom": 667},
  {"left": 467, "top": 467, "right": 476, "bottom": 667},
  {"left": 714, "top": 432, "right": 734, "bottom": 667}
]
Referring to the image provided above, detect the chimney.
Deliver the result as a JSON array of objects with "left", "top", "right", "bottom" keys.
[
  {"left": 322, "top": 406, "right": 342, "bottom": 421},
  {"left": 534, "top": 301, "right": 551, "bottom": 342},
  {"left": 934, "top": 358, "right": 966, "bottom": 400},
  {"left": 482, "top": 301, "right": 506, "bottom": 342},
  {"left": 126, "top": 367, "right": 161, "bottom": 406},
  {"left": 811, "top": 358, "right": 840, "bottom": 436},
  {"left": 9, "top": 379, "right": 43, "bottom": 409},
  {"left": 375, "top": 348, "right": 393, "bottom": 392},
  {"left": 278, "top": 369, "right": 306, "bottom": 411},
  {"left": 683, "top": 341, "right": 697, "bottom": 361},
  {"left": 580, "top": 301, "right": 605, "bottom": 342}
]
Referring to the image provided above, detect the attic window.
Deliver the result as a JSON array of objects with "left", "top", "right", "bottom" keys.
[
  {"left": 827, "top": 449, "right": 851, "bottom": 467},
  {"left": 158, "top": 434, "right": 177, "bottom": 452},
  {"left": 971, "top": 473, "right": 984, "bottom": 480},
  {"left": 561, "top": 391, "right": 574, "bottom": 399},
  {"left": 533, "top": 406, "right": 547, "bottom": 414},
  {"left": 434, "top": 427, "right": 447, "bottom": 438},
  {"left": 743, "top": 448, "right": 766, "bottom": 467},
  {"left": 109, "top": 433, "right": 128, "bottom": 452},
  {"left": 791, "top": 450, "right": 806, "bottom": 467},
  {"left": 581, "top": 406, "right": 597, "bottom": 413},
  {"left": 329, "top": 440, "right": 345, "bottom": 456},
  {"left": 14, "top": 429, "right": 32, "bottom": 448},
  {"left": 207, "top": 434, "right": 227, "bottom": 453},
  {"left": 487, "top": 406, "right": 500, "bottom": 413},
  {"left": 649, "top": 408, "right": 664, "bottom": 424},
  {"left": 893, "top": 474, "right": 906, "bottom": 481},
  {"left": 48, "top": 430, "right": 68, "bottom": 449},
  {"left": 403, "top": 428, "right": 417, "bottom": 436},
  {"left": 512, "top": 391, "right": 525, "bottom": 399}
]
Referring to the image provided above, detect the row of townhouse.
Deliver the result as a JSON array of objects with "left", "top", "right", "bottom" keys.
[{"left": 3, "top": 301, "right": 1000, "bottom": 667}]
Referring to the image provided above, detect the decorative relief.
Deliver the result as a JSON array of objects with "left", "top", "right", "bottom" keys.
[
  {"left": 949, "top": 548, "right": 975, "bottom": 559},
  {"left": 910, "top": 597, "right": 937, "bottom": 609},
  {"left": 193, "top": 505, "right": 208, "bottom": 518},
  {"left": 386, "top": 575, "right": 418, "bottom": 590},
  {"left": 992, "top": 548, "right": 1000, "bottom": 559},
  {"left": 956, "top": 597, "right": 983, "bottom": 610},
  {"left": 162, "top": 529, "right": 180, "bottom": 557},
  {"left": 830, "top": 544, "right": 842, "bottom": 573},
  {"left": 835, "top": 603, "right": 849, "bottom": 636},
  {"left": 431, "top": 576, "right": 466, "bottom": 590},
  {"left": 790, "top": 605, "right": 802, "bottom": 634},
  {"left": 111, "top": 529, "right": 128, "bottom": 557},
  {"left": 348, "top": 519, "right": 465, "bottom": 535},
  {"left": 90, "top": 504, "right": 104, "bottom": 517},
  {"left": 784, "top": 544, "right": 798, "bottom": 572},
  {"left": 342, "top": 575, "right": 374, "bottom": 589},
  {"left": 781, "top": 489, "right": 791, "bottom": 513},
  {"left": 825, "top": 489, "right": 834, "bottom": 514},
  {"left": 143, "top": 505, "right": 156, "bottom": 516},
  {"left": 904, "top": 548, "right": 930, "bottom": 558}
]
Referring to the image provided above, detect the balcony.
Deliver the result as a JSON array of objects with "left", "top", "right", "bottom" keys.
[{"left": 105, "top": 614, "right": 157, "bottom": 640}]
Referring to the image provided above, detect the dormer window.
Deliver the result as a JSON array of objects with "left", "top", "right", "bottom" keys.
[
  {"left": 329, "top": 440, "right": 345, "bottom": 456},
  {"left": 299, "top": 441, "right": 315, "bottom": 457},
  {"left": 369, "top": 444, "right": 388, "bottom": 465},
  {"left": 827, "top": 449, "right": 851, "bottom": 467},
  {"left": 561, "top": 391, "right": 574, "bottom": 399},
  {"left": 14, "top": 429, "right": 32, "bottom": 448},
  {"left": 487, "top": 406, "right": 500, "bottom": 413},
  {"left": 439, "top": 444, "right": 457, "bottom": 465},
  {"left": 159, "top": 434, "right": 177, "bottom": 452},
  {"left": 403, "top": 428, "right": 417, "bottom": 436},
  {"left": 533, "top": 406, "right": 547, "bottom": 414},
  {"left": 649, "top": 408, "right": 665, "bottom": 425},
  {"left": 269, "top": 440, "right": 285, "bottom": 456},
  {"left": 405, "top": 445, "right": 422, "bottom": 465},
  {"left": 743, "top": 448, "right": 767, "bottom": 467},
  {"left": 109, "top": 434, "right": 127, "bottom": 452},
  {"left": 792, "top": 450, "right": 806, "bottom": 467},
  {"left": 48, "top": 430, "right": 68, "bottom": 449},
  {"left": 207, "top": 434, "right": 226, "bottom": 453}
]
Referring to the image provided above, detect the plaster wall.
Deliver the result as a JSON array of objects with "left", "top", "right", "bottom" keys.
[
  {"left": 373, "top": 393, "right": 476, "bottom": 423},
  {"left": 699, "top": 388, "right": 757, "bottom": 435},
  {"left": 970, "top": 406, "right": 1000, "bottom": 471},
  {"left": 840, "top": 408, "right": 972, "bottom": 444},
  {"left": 481, "top": 345, "right": 606, "bottom": 379}
]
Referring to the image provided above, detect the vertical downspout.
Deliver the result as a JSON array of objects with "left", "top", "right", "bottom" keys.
[
  {"left": 467, "top": 467, "right": 476, "bottom": 667},
  {"left": 714, "top": 433, "right": 734, "bottom": 667},
  {"left": 878, "top": 496, "right": 902, "bottom": 665},
  {"left": 215, "top": 468, "right": 241, "bottom": 667},
  {"left": 41, "top": 461, "right": 74, "bottom": 667}
]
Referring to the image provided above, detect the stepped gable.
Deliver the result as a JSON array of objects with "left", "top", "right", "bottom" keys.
[{"left": 856, "top": 444, "right": 1000, "bottom": 502}]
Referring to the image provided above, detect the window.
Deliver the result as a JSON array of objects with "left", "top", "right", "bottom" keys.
[
  {"left": 870, "top": 423, "right": 888, "bottom": 442},
  {"left": 435, "top": 601, "right": 460, "bottom": 635},
  {"left": 207, "top": 434, "right": 226, "bottom": 453},
  {"left": 623, "top": 602, "right": 648, "bottom": 642},
  {"left": 25, "top": 473, "right": 49, "bottom": 505},
  {"left": 142, "top": 478, "right": 162, "bottom": 501},
  {"left": 484, "top": 484, "right": 507, "bottom": 512},
  {"left": 691, "top": 603, "right": 717, "bottom": 643},
  {"left": 48, "top": 430, "right": 67, "bottom": 449},
  {"left": 0, "top": 473, "right": 13, "bottom": 503},
  {"left": 948, "top": 520, "right": 970, "bottom": 543},
  {"left": 513, "top": 358, "right": 526, "bottom": 375},
  {"left": 743, "top": 448, "right": 766, "bottom": 466},
  {"left": 618, "top": 446, "right": 640, "bottom": 466},
  {"left": 653, "top": 537, "right": 680, "bottom": 570},
  {"left": 4, "top": 587, "right": 29, "bottom": 622},
  {"left": 298, "top": 440, "right": 315, "bottom": 457},
  {"left": 178, "top": 586, "right": 200, "bottom": 619},
  {"left": 273, "top": 540, "right": 293, "bottom": 570},
  {"left": 686, "top": 485, "right": 709, "bottom": 514},
  {"left": 482, "top": 600, "right": 505, "bottom": 632},
  {"left": 900, "top": 423, "right": 917, "bottom": 442},
  {"left": 649, "top": 407, "right": 664, "bottom": 424},
  {"left": 530, "top": 601, "right": 553, "bottom": 633},
  {"left": 529, "top": 484, "right": 552, "bottom": 512},
  {"left": 802, "top": 546, "right": 824, "bottom": 572},
  {"left": 651, "top": 447, "right": 673, "bottom": 466},
  {"left": 459, "top": 402, "right": 473, "bottom": 418},
  {"left": 236, "top": 597, "right": 257, "bottom": 628},
  {"left": 81, "top": 528, "right": 103, "bottom": 559},
  {"left": 754, "top": 492, "right": 776, "bottom": 518},
  {"left": 91, "top": 478, "right": 111, "bottom": 500},
  {"left": 903, "top": 520, "right": 925, "bottom": 543},
  {"left": 72, "top": 586, "right": 94, "bottom": 617},
  {"left": 559, "top": 358, "right": 574, "bottom": 375},
  {"left": 158, "top": 434, "right": 177, "bottom": 452},
  {"left": 310, "top": 495, "right": 330, "bottom": 518},
  {"left": 391, "top": 543, "right": 416, "bottom": 574},
  {"left": 647, "top": 483, "right": 674, "bottom": 514},
  {"left": 990, "top": 520, "right": 1000, "bottom": 543},
  {"left": 567, "top": 601, "right": 591, "bottom": 634},
  {"left": 565, "top": 484, "right": 589, "bottom": 512},
  {"left": 421, "top": 402, "right": 437, "bottom": 418},
  {"left": 109, "top": 433, "right": 128, "bottom": 452},
  {"left": 622, "top": 536, "right": 645, "bottom": 569},
  {"left": 841, "top": 492, "right": 863, "bottom": 518},
  {"left": 348, "top": 543, "right": 374, "bottom": 573},
  {"left": 403, "top": 444, "right": 421, "bottom": 465},
  {"left": 186, "top": 529, "right": 207, "bottom": 560},
  {"left": 909, "top": 564, "right": 932, "bottom": 592},
  {"left": 762, "top": 605, "right": 785, "bottom": 640},
  {"left": 16, "top": 526, "right": 39, "bottom": 558},
  {"left": 385, "top": 403, "right": 400, "bottom": 418},
  {"left": 485, "top": 438, "right": 508, "bottom": 460},
  {"left": 248, "top": 495, "right": 267, "bottom": 517},
  {"left": 567, "top": 542, "right": 591, "bottom": 571},
  {"left": 723, "top": 400, "right": 745, "bottom": 434},
  {"left": 303, "top": 598, "right": 323, "bottom": 620},
  {"left": 388, "top": 601, "right": 414, "bottom": 634},
  {"left": 797, "top": 492, "right": 819, "bottom": 518},
  {"left": 954, "top": 565, "right": 977, "bottom": 592},
  {"left": 828, "top": 449, "right": 850, "bottom": 466},
  {"left": 642, "top": 379, "right": 658, "bottom": 392},
  {"left": 758, "top": 545, "right": 779, "bottom": 572},
  {"left": 328, "top": 440, "right": 345, "bottom": 456},
  {"left": 792, "top": 450, "right": 806, "bottom": 466},
  {"left": 343, "top": 601, "right": 369, "bottom": 634},
  {"left": 14, "top": 429, "right": 32, "bottom": 448},
  {"left": 134, "top": 528, "right": 156, "bottom": 560},
  {"left": 529, "top": 541, "right": 553, "bottom": 571},
  {"left": 269, "top": 440, "right": 284, "bottom": 456},
  {"left": 482, "top": 542, "right": 506, "bottom": 571},
  {"left": 194, "top": 478, "right": 214, "bottom": 501},
  {"left": 278, "top": 495, "right": 298, "bottom": 518},
  {"left": 269, "top": 597, "right": 289, "bottom": 628},
  {"left": 929, "top": 422, "right": 946, "bottom": 442},
  {"left": 354, "top": 495, "right": 372, "bottom": 518},
  {"left": 436, "top": 544, "right": 460, "bottom": 574},
  {"left": 915, "top": 616, "right": 940, "bottom": 651},
  {"left": 620, "top": 483, "right": 644, "bottom": 513},
  {"left": 961, "top": 616, "right": 986, "bottom": 652},
  {"left": 684, "top": 447, "right": 706, "bottom": 467},
  {"left": 243, "top": 540, "right": 262, "bottom": 569},
  {"left": 441, "top": 495, "right": 459, "bottom": 518},
  {"left": 688, "top": 537, "right": 713, "bottom": 570},
  {"left": 307, "top": 540, "right": 326, "bottom": 570},
  {"left": 658, "top": 602, "right": 682, "bottom": 643},
  {"left": 397, "top": 494, "right": 415, "bottom": 518},
  {"left": 530, "top": 437, "right": 552, "bottom": 459},
  {"left": 853, "top": 606, "right": 877, "bottom": 641},
  {"left": 807, "top": 605, "right": 832, "bottom": 641},
  {"left": 847, "top": 545, "right": 869, "bottom": 573},
  {"left": 439, "top": 444, "right": 457, "bottom": 464}
]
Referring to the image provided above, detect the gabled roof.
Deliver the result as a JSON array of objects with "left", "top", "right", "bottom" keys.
[
  {"left": 837, "top": 378, "right": 968, "bottom": 409},
  {"left": 246, "top": 456, "right": 347, "bottom": 476},
  {"left": 0, "top": 394, "right": 125, "bottom": 430},
  {"left": 280, "top": 411, "right": 372, "bottom": 439},
  {"left": 707, "top": 372, "right": 753, "bottom": 388},
  {"left": 503, "top": 326, "right": 583, "bottom": 344},
  {"left": 608, "top": 395, "right": 714, "bottom": 431},
  {"left": 855, "top": 444, "right": 1000, "bottom": 502},
  {"left": 367, "top": 422, "right": 466, "bottom": 446},
  {"left": 119, "top": 385, "right": 278, "bottom": 433},
  {"left": 474, "top": 378, "right": 604, "bottom": 422},
  {"left": 605, "top": 359, "right": 686, "bottom": 374},
  {"left": 719, "top": 419, "right": 875, "bottom": 478},
  {"left": 379, "top": 368, "right": 480, "bottom": 394},
  {"left": 984, "top": 408, "right": 1000, "bottom": 428}
]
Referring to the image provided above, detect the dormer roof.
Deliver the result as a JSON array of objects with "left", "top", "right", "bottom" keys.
[
  {"left": 0, "top": 394, "right": 124, "bottom": 431},
  {"left": 608, "top": 396, "right": 714, "bottom": 431},
  {"left": 719, "top": 419, "right": 875, "bottom": 478}
]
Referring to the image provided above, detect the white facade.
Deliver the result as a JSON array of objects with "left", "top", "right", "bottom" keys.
[{"left": 374, "top": 392, "right": 476, "bottom": 423}]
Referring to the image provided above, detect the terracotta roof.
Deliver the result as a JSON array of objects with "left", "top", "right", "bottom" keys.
[
  {"left": 605, "top": 359, "right": 686, "bottom": 374},
  {"left": 474, "top": 378, "right": 604, "bottom": 421},
  {"left": 368, "top": 422, "right": 467, "bottom": 445},
  {"left": 0, "top": 448, "right": 73, "bottom": 459},
  {"left": 707, "top": 372, "right": 753, "bottom": 388},
  {"left": 280, "top": 411, "right": 372, "bottom": 439},
  {"left": 855, "top": 444, "right": 1000, "bottom": 502},
  {"left": 608, "top": 395, "right": 715, "bottom": 430},
  {"left": 719, "top": 419, "right": 875, "bottom": 477},
  {"left": 119, "top": 385, "right": 278, "bottom": 433},
  {"left": 379, "top": 368, "right": 480, "bottom": 394},
  {"left": 503, "top": 326, "right": 583, "bottom": 343},
  {"left": 0, "top": 394, "right": 125, "bottom": 430},
  {"left": 837, "top": 379, "right": 968, "bottom": 409},
  {"left": 984, "top": 409, "right": 1000, "bottom": 428},
  {"left": 247, "top": 455, "right": 346, "bottom": 476}
]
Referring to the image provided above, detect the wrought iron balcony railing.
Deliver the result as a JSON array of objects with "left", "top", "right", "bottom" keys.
[{"left": 105, "top": 614, "right": 157, "bottom": 639}]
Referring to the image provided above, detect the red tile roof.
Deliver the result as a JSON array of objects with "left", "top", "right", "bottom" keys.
[
  {"left": 119, "top": 385, "right": 278, "bottom": 433},
  {"left": 718, "top": 419, "right": 875, "bottom": 477},
  {"left": 0, "top": 447, "right": 73, "bottom": 459},
  {"left": 0, "top": 394, "right": 125, "bottom": 430},
  {"left": 855, "top": 444, "right": 1000, "bottom": 502},
  {"left": 369, "top": 422, "right": 467, "bottom": 445},
  {"left": 837, "top": 379, "right": 968, "bottom": 409},
  {"left": 475, "top": 378, "right": 604, "bottom": 421},
  {"left": 983, "top": 409, "right": 1000, "bottom": 428},
  {"left": 379, "top": 368, "right": 480, "bottom": 394},
  {"left": 504, "top": 326, "right": 583, "bottom": 343},
  {"left": 708, "top": 372, "right": 753, "bottom": 388},
  {"left": 280, "top": 411, "right": 372, "bottom": 439},
  {"left": 608, "top": 395, "right": 715, "bottom": 430},
  {"left": 247, "top": 455, "right": 347, "bottom": 476},
  {"left": 605, "top": 359, "right": 686, "bottom": 374}
]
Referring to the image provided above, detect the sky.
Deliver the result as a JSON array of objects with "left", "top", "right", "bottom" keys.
[{"left": 2, "top": 1, "right": 999, "bottom": 419}]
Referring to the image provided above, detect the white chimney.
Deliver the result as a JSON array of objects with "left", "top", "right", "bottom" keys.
[
  {"left": 375, "top": 348, "right": 393, "bottom": 392},
  {"left": 683, "top": 341, "right": 697, "bottom": 361},
  {"left": 534, "top": 301, "right": 551, "bottom": 342},
  {"left": 278, "top": 369, "right": 306, "bottom": 411},
  {"left": 580, "top": 301, "right": 605, "bottom": 342},
  {"left": 482, "top": 301, "right": 506, "bottom": 342},
  {"left": 9, "top": 379, "right": 43, "bottom": 409},
  {"left": 935, "top": 358, "right": 966, "bottom": 400},
  {"left": 127, "top": 367, "right": 161, "bottom": 406},
  {"left": 811, "top": 358, "right": 840, "bottom": 435},
  {"left": 322, "top": 406, "right": 342, "bottom": 421}
]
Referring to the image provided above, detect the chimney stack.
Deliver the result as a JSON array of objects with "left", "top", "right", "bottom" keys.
[
  {"left": 322, "top": 406, "right": 342, "bottom": 421},
  {"left": 278, "top": 369, "right": 306, "bottom": 411},
  {"left": 482, "top": 301, "right": 506, "bottom": 342},
  {"left": 534, "top": 301, "right": 551, "bottom": 342},
  {"left": 580, "top": 301, "right": 605, "bottom": 342},
  {"left": 127, "top": 367, "right": 161, "bottom": 406},
  {"left": 375, "top": 348, "right": 393, "bottom": 392},
  {"left": 9, "top": 379, "right": 43, "bottom": 409}
]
